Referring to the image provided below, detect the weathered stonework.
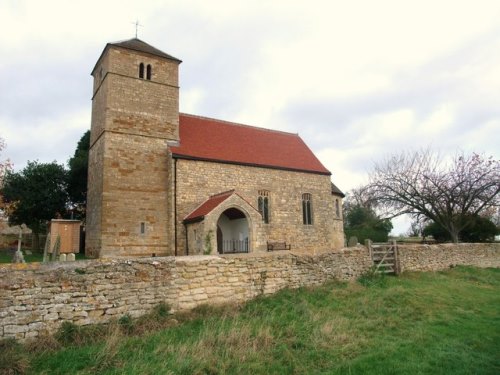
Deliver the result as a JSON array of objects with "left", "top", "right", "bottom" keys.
[
  {"left": 1, "top": 243, "right": 498, "bottom": 341},
  {"left": 86, "top": 39, "right": 345, "bottom": 258},
  {"left": 86, "top": 42, "right": 180, "bottom": 258},
  {"left": 175, "top": 159, "right": 344, "bottom": 255},
  {"left": 398, "top": 242, "right": 500, "bottom": 272}
]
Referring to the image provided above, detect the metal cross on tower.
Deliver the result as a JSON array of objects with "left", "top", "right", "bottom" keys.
[{"left": 132, "top": 19, "right": 143, "bottom": 38}]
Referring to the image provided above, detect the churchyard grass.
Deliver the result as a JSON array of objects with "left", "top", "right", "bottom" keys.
[{"left": 3, "top": 266, "right": 499, "bottom": 374}]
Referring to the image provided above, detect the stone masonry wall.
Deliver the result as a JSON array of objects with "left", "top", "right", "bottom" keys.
[
  {"left": 87, "top": 44, "right": 180, "bottom": 258},
  {"left": 1, "top": 243, "right": 498, "bottom": 341},
  {"left": 398, "top": 242, "right": 500, "bottom": 272},
  {"left": 175, "top": 159, "right": 344, "bottom": 254},
  {"left": 0, "top": 248, "right": 371, "bottom": 341}
]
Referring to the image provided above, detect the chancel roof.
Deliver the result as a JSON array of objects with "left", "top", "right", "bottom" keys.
[{"left": 171, "top": 114, "right": 331, "bottom": 175}]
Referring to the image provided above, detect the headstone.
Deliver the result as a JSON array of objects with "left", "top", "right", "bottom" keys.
[
  {"left": 59, "top": 254, "right": 67, "bottom": 262},
  {"left": 12, "top": 250, "right": 25, "bottom": 263},
  {"left": 347, "top": 236, "right": 358, "bottom": 247},
  {"left": 12, "top": 229, "right": 26, "bottom": 263},
  {"left": 67, "top": 253, "right": 75, "bottom": 262}
]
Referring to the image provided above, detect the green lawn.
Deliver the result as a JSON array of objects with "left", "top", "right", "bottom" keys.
[{"left": 2, "top": 266, "right": 499, "bottom": 374}]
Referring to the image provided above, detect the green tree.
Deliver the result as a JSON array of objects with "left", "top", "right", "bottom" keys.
[
  {"left": 343, "top": 190, "right": 393, "bottom": 243},
  {"left": 68, "top": 130, "right": 90, "bottom": 220},
  {"left": 1, "top": 161, "right": 68, "bottom": 251},
  {"left": 423, "top": 215, "right": 499, "bottom": 243}
]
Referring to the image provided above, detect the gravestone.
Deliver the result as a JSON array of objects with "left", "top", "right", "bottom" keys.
[{"left": 347, "top": 236, "right": 358, "bottom": 247}]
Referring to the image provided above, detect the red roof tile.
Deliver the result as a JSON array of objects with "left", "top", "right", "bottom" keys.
[
  {"left": 184, "top": 190, "right": 235, "bottom": 223},
  {"left": 170, "top": 114, "right": 331, "bottom": 175}
]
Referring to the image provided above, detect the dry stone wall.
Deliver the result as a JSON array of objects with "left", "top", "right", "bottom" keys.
[
  {"left": 398, "top": 243, "right": 500, "bottom": 272},
  {"left": 0, "top": 248, "right": 371, "bottom": 341},
  {"left": 1, "top": 243, "right": 498, "bottom": 341}
]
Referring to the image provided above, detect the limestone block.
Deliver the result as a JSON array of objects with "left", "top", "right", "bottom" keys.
[
  {"left": 28, "top": 322, "right": 45, "bottom": 331},
  {"left": 4, "top": 325, "right": 28, "bottom": 334},
  {"left": 105, "top": 306, "right": 128, "bottom": 315},
  {"left": 88, "top": 309, "right": 105, "bottom": 318},
  {"left": 192, "top": 294, "right": 208, "bottom": 301},
  {"left": 44, "top": 313, "right": 59, "bottom": 321},
  {"left": 25, "top": 331, "right": 40, "bottom": 339}
]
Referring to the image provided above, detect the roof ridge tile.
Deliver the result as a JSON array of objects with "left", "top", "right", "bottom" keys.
[{"left": 179, "top": 113, "right": 298, "bottom": 137}]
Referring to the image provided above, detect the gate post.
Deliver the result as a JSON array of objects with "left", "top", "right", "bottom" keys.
[
  {"left": 365, "top": 239, "right": 373, "bottom": 260},
  {"left": 391, "top": 239, "right": 400, "bottom": 275}
]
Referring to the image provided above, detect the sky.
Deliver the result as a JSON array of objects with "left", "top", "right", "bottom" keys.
[{"left": 1, "top": 0, "right": 499, "bottom": 235}]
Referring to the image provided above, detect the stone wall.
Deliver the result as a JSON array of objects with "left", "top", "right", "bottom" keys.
[
  {"left": 0, "top": 248, "right": 371, "bottom": 341},
  {"left": 1, "top": 243, "right": 498, "bottom": 341},
  {"left": 398, "top": 242, "right": 500, "bottom": 272}
]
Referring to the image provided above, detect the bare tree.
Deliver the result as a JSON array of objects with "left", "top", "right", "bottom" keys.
[
  {"left": 367, "top": 150, "right": 500, "bottom": 243},
  {"left": 0, "top": 137, "right": 13, "bottom": 216}
]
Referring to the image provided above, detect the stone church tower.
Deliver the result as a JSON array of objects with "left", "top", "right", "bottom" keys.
[{"left": 86, "top": 39, "right": 181, "bottom": 257}]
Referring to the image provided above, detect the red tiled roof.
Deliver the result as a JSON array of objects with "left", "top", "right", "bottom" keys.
[
  {"left": 184, "top": 190, "right": 235, "bottom": 223},
  {"left": 170, "top": 114, "right": 331, "bottom": 175}
]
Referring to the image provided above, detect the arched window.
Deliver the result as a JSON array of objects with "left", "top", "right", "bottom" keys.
[
  {"left": 146, "top": 64, "right": 152, "bottom": 80},
  {"left": 139, "top": 63, "right": 144, "bottom": 79},
  {"left": 302, "top": 193, "right": 313, "bottom": 225},
  {"left": 258, "top": 190, "right": 270, "bottom": 224},
  {"left": 335, "top": 199, "right": 340, "bottom": 218}
]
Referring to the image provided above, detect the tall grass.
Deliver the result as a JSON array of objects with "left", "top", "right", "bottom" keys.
[{"left": 2, "top": 266, "right": 499, "bottom": 374}]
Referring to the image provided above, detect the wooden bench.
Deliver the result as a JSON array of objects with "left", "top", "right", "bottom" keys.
[{"left": 267, "top": 241, "right": 291, "bottom": 251}]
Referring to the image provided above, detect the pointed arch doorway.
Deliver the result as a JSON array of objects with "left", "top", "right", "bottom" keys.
[{"left": 217, "top": 208, "right": 249, "bottom": 254}]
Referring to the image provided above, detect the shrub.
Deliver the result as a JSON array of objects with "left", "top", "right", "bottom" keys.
[
  {"left": 118, "top": 314, "right": 134, "bottom": 334},
  {"left": 55, "top": 321, "right": 79, "bottom": 345},
  {"left": 0, "top": 338, "right": 29, "bottom": 374},
  {"left": 357, "top": 266, "right": 388, "bottom": 287}
]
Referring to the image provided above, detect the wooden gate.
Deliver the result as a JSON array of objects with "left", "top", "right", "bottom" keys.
[{"left": 366, "top": 239, "right": 400, "bottom": 275}]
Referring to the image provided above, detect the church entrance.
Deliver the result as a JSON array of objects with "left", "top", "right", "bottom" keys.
[{"left": 216, "top": 208, "right": 249, "bottom": 254}]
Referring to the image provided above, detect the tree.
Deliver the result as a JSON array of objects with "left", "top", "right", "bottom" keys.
[
  {"left": 367, "top": 150, "right": 500, "bottom": 243},
  {"left": 343, "top": 190, "right": 393, "bottom": 243},
  {"left": 407, "top": 218, "right": 425, "bottom": 237},
  {"left": 1, "top": 161, "right": 68, "bottom": 251},
  {"left": 68, "top": 130, "right": 90, "bottom": 220},
  {"left": 423, "top": 214, "right": 499, "bottom": 243},
  {"left": 0, "top": 137, "right": 13, "bottom": 216}
]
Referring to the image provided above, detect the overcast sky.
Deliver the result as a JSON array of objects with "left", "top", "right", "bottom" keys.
[{"left": 1, "top": 0, "right": 499, "bottom": 234}]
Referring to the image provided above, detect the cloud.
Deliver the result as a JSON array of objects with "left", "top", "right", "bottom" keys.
[{"left": 2, "top": 0, "right": 500, "bottom": 235}]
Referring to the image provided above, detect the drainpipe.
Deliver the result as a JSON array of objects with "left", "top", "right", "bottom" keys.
[
  {"left": 174, "top": 158, "right": 178, "bottom": 256},
  {"left": 184, "top": 222, "right": 189, "bottom": 256}
]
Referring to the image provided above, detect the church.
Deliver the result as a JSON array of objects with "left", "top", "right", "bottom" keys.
[{"left": 85, "top": 38, "right": 345, "bottom": 258}]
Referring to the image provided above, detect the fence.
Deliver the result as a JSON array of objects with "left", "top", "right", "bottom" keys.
[{"left": 219, "top": 239, "right": 249, "bottom": 254}]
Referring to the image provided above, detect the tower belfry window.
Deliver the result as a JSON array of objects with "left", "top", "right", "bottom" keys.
[
  {"left": 146, "top": 64, "right": 152, "bottom": 80},
  {"left": 139, "top": 63, "right": 144, "bottom": 78}
]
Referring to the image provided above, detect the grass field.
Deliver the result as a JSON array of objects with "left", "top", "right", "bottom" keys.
[{"left": 1, "top": 266, "right": 499, "bottom": 374}]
